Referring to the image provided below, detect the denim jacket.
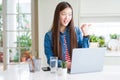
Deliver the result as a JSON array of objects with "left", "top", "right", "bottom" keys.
[{"left": 44, "top": 27, "right": 89, "bottom": 67}]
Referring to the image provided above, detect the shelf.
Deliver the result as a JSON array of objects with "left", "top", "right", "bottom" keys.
[{"left": 105, "top": 50, "right": 120, "bottom": 57}]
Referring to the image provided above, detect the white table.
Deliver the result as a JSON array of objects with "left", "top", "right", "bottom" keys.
[{"left": 0, "top": 63, "right": 120, "bottom": 80}]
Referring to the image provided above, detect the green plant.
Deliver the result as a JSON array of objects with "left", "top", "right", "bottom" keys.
[
  {"left": 90, "top": 34, "right": 105, "bottom": 47},
  {"left": 110, "top": 34, "right": 118, "bottom": 39},
  {"left": 98, "top": 36, "right": 105, "bottom": 47},
  {"left": 15, "top": 18, "right": 31, "bottom": 61},
  {"left": 14, "top": 6, "right": 32, "bottom": 62},
  {"left": 16, "top": 31, "right": 32, "bottom": 52},
  {"left": 16, "top": 5, "right": 32, "bottom": 51},
  {"left": 61, "top": 61, "right": 66, "bottom": 68},
  {"left": 90, "top": 34, "right": 99, "bottom": 42}
]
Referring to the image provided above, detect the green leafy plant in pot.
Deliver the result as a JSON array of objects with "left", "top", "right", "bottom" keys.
[
  {"left": 61, "top": 61, "right": 67, "bottom": 68},
  {"left": 90, "top": 34, "right": 105, "bottom": 48},
  {"left": 89, "top": 34, "right": 99, "bottom": 48},
  {"left": 98, "top": 36, "right": 105, "bottom": 47},
  {"left": 58, "top": 61, "right": 67, "bottom": 75}
]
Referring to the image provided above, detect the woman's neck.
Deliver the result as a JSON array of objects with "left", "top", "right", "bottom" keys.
[{"left": 60, "top": 26, "right": 66, "bottom": 33}]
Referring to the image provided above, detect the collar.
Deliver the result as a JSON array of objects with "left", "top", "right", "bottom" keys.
[{"left": 60, "top": 26, "right": 69, "bottom": 35}]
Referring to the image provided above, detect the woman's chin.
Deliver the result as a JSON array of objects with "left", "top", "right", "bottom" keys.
[{"left": 63, "top": 23, "right": 69, "bottom": 27}]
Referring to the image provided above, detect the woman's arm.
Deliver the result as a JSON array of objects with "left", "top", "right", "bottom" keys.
[
  {"left": 44, "top": 32, "right": 53, "bottom": 65},
  {"left": 75, "top": 26, "right": 90, "bottom": 48},
  {"left": 44, "top": 32, "right": 62, "bottom": 67},
  {"left": 81, "top": 24, "right": 91, "bottom": 48}
]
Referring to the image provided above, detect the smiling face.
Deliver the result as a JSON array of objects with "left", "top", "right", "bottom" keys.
[{"left": 59, "top": 7, "right": 72, "bottom": 28}]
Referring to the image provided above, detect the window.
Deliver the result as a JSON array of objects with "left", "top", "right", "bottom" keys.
[
  {"left": 3, "top": 0, "right": 32, "bottom": 63},
  {"left": 85, "top": 22, "right": 120, "bottom": 42},
  {"left": 0, "top": 0, "right": 2, "bottom": 48},
  {"left": 0, "top": 0, "right": 3, "bottom": 70},
  {"left": 1, "top": 0, "right": 39, "bottom": 70},
  {"left": 80, "top": 22, "right": 120, "bottom": 53}
]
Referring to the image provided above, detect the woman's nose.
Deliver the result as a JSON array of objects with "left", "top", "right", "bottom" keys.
[{"left": 65, "top": 14, "right": 70, "bottom": 20}]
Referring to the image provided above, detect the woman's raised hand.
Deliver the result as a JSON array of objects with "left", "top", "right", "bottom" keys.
[{"left": 81, "top": 24, "right": 91, "bottom": 36}]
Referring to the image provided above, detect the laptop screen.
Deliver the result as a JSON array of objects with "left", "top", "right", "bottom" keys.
[{"left": 70, "top": 48, "right": 106, "bottom": 74}]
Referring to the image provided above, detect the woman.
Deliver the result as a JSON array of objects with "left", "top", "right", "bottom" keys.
[{"left": 44, "top": 1, "right": 90, "bottom": 69}]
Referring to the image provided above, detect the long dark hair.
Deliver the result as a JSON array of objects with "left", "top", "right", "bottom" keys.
[{"left": 51, "top": 1, "right": 77, "bottom": 60}]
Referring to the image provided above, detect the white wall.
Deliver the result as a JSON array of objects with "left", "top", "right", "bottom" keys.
[
  {"left": 38, "top": 0, "right": 56, "bottom": 66},
  {"left": 79, "top": 0, "right": 120, "bottom": 23},
  {"left": 79, "top": 0, "right": 120, "bottom": 17}
]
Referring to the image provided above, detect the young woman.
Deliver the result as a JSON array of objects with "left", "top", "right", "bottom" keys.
[{"left": 44, "top": 1, "right": 90, "bottom": 69}]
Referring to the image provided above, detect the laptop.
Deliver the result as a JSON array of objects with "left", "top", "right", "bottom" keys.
[{"left": 69, "top": 48, "right": 106, "bottom": 74}]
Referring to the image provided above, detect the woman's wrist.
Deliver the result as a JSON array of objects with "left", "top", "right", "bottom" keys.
[
  {"left": 83, "top": 32, "right": 89, "bottom": 37},
  {"left": 83, "top": 35, "right": 89, "bottom": 38}
]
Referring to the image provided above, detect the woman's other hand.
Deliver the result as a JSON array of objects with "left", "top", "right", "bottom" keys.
[
  {"left": 66, "top": 61, "right": 71, "bottom": 69},
  {"left": 81, "top": 24, "right": 91, "bottom": 36}
]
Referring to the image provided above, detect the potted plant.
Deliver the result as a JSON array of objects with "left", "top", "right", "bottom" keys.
[
  {"left": 15, "top": 11, "right": 32, "bottom": 62},
  {"left": 61, "top": 61, "right": 67, "bottom": 68},
  {"left": 110, "top": 34, "right": 118, "bottom": 39},
  {"left": 58, "top": 61, "right": 67, "bottom": 76},
  {"left": 89, "top": 34, "right": 105, "bottom": 48},
  {"left": 107, "top": 34, "right": 119, "bottom": 51},
  {"left": 89, "top": 34, "right": 99, "bottom": 48},
  {"left": 98, "top": 36, "right": 105, "bottom": 47}
]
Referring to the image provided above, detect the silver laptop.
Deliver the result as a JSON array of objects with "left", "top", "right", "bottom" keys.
[{"left": 69, "top": 48, "right": 106, "bottom": 74}]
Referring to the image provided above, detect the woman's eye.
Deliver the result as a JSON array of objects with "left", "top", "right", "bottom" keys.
[
  {"left": 62, "top": 13, "right": 67, "bottom": 16},
  {"left": 68, "top": 14, "right": 72, "bottom": 16},
  {"left": 61, "top": 13, "right": 72, "bottom": 16}
]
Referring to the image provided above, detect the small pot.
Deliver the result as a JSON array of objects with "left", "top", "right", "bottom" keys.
[
  {"left": 90, "top": 42, "right": 99, "bottom": 48},
  {"left": 58, "top": 68, "right": 67, "bottom": 76}
]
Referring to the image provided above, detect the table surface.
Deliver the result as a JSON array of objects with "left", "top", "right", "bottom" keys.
[{"left": 0, "top": 63, "right": 120, "bottom": 80}]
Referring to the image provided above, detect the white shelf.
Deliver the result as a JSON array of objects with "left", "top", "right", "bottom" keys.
[{"left": 105, "top": 50, "right": 120, "bottom": 57}]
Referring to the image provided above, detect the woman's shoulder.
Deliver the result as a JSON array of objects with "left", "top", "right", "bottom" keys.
[
  {"left": 45, "top": 31, "right": 52, "bottom": 36},
  {"left": 74, "top": 26, "right": 81, "bottom": 32},
  {"left": 45, "top": 31, "right": 52, "bottom": 41},
  {"left": 74, "top": 26, "right": 79, "bottom": 29}
]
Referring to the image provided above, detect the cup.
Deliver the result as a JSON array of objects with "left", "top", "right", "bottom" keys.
[
  {"left": 50, "top": 56, "right": 58, "bottom": 73},
  {"left": 27, "top": 59, "right": 35, "bottom": 72},
  {"left": 34, "top": 58, "right": 41, "bottom": 71}
]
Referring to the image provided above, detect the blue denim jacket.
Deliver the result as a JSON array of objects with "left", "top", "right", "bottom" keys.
[{"left": 44, "top": 27, "right": 89, "bottom": 67}]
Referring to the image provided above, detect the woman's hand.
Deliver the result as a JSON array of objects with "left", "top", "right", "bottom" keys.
[
  {"left": 66, "top": 61, "right": 71, "bottom": 69},
  {"left": 81, "top": 24, "right": 91, "bottom": 36}
]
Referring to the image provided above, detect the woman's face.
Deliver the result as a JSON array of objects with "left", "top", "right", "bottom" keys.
[{"left": 59, "top": 7, "right": 72, "bottom": 27}]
